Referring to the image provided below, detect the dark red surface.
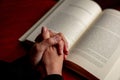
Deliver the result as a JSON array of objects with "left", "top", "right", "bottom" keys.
[{"left": 0, "top": 0, "right": 120, "bottom": 80}]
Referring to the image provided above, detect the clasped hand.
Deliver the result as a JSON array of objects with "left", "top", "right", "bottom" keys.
[{"left": 30, "top": 27, "right": 68, "bottom": 76}]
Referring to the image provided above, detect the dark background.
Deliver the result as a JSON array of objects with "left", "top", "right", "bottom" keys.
[{"left": 0, "top": 0, "right": 120, "bottom": 79}]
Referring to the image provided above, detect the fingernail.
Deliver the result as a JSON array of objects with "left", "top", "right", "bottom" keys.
[{"left": 43, "top": 27, "right": 48, "bottom": 32}]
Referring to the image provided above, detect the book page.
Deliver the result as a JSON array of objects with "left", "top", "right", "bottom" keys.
[
  {"left": 26, "top": 0, "right": 101, "bottom": 48},
  {"left": 67, "top": 9, "right": 120, "bottom": 79},
  {"left": 104, "top": 50, "right": 120, "bottom": 80}
]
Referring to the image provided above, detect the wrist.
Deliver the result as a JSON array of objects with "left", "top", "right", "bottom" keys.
[{"left": 46, "top": 65, "right": 62, "bottom": 75}]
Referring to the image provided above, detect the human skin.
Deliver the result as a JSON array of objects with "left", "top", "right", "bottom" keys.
[{"left": 30, "top": 27, "right": 68, "bottom": 75}]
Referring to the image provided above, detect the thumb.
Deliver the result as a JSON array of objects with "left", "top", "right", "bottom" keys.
[
  {"left": 32, "top": 35, "right": 62, "bottom": 65},
  {"left": 42, "top": 27, "right": 50, "bottom": 39}
]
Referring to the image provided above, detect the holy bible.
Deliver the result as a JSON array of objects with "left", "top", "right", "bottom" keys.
[{"left": 19, "top": 0, "right": 120, "bottom": 80}]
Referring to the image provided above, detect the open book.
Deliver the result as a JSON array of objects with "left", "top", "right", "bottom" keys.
[{"left": 19, "top": 0, "right": 120, "bottom": 80}]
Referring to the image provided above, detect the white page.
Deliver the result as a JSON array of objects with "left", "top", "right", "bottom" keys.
[
  {"left": 26, "top": 0, "right": 101, "bottom": 48},
  {"left": 104, "top": 47, "right": 120, "bottom": 80},
  {"left": 67, "top": 9, "right": 120, "bottom": 79}
]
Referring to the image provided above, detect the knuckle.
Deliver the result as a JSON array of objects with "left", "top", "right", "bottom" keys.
[{"left": 58, "top": 32, "right": 63, "bottom": 36}]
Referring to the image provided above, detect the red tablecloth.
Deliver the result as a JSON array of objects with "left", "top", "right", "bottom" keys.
[{"left": 0, "top": 0, "right": 120, "bottom": 79}]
